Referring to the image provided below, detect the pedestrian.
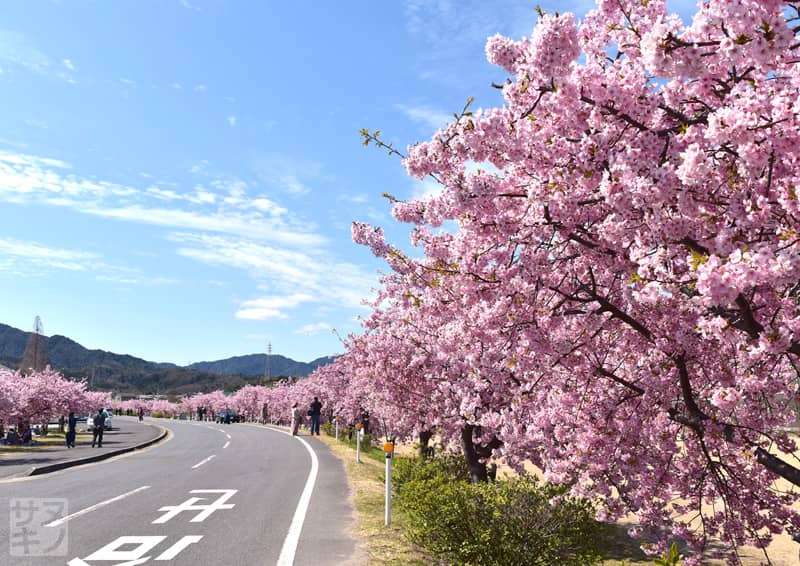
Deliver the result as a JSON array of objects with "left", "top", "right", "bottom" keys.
[
  {"left": 138, "top": 407, "right": 144, "bottom": 422},
  {"left": 308, "top": 397, "right": 322, "bottom": 436},
  {"left": 66, "top": 411, "right": 77, "bottom": 448},
  {"left": 291, "top": 402, "right": 301, "bottom": 436},
  {"left": 91, "top": 408, "right": 106, "bottom": 448}
]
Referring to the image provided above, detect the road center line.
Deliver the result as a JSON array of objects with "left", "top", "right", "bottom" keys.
[
  {"left": 45, "top": 486, "right": 151, "bottom": 527},
  {"left": 226, "top": 433, "right": 231, "bottom": 439},
  {"left": 191, "top": 455, "right": 216, "bottom": 469},
  {"left": 223, "top": 441, "right": 230, "bottom": 449},
  {"left": 277, "top": 433, "right": 319, "bottom": 566}
]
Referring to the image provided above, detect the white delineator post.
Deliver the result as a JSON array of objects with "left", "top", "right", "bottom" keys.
[
  {"left": 384, "top": 442, "right": 394, "bottom": 526},
  {"left": 335, "top": 416, "right": 339, "bottom": 441},
  {"left": 355, "top": 423, "right": 362, "bottom": 463}
]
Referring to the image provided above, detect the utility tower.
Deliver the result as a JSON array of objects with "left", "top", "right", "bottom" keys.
[
  {"left": 20, "top": 316, "right": 48, "bottom": 374},
  {"left": 264, "top": 342, "right": 272, "bottom": 380}
]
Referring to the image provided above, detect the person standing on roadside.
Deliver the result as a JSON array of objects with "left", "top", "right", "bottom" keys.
[
  {"left": 91, "top": 408, "right": 106, "bottom": 448},
  {"left": 66, "top": 411, "right": 77, "bottom": 448},
  {"left": 291, "top": 402, "right": 301, "bottom": 436},
  {"left": 309, "top": 397, "right": 322, "bottom": 436},
  {"left": 138, "top": 407, "right": 144, "bottom": 421}
]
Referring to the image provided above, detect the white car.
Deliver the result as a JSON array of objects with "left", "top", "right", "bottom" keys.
[{"left": 86, "top": 409, "right": 113, "bottom": 431}]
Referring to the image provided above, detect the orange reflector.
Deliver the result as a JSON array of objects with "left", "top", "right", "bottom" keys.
[{"left": 383, "top": 442, "right": 394, "bottom": 453}]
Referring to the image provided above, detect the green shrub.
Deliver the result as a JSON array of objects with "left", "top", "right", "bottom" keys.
[
  {"left": 394, "top": 458, "right": 602, "bottom": 566},
  {"left": 392, "top": 452, "right": 470, "bottom": 489}
]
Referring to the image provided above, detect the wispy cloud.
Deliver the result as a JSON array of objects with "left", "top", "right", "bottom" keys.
[
  {"left": 227, "top": 115, "right": 237, "bottom": 127},
  {"left": 236, "top": 293, "right": 314, "bottom": 320},
  {"left": 169, "top": 232, "right": 377, "bottom": 312},
  {"left": 294, "top": 322, "right": 332, "bottom": 336},
  {"left": 0, "top": 236, "right": 173, "bottom": 286},
  {"left": 194, "top": 84, "right": 207, "bottom": 92},
  {"left": 0, "top": 237, "right": 98, "bottom": 272},
  {"left": 62, "top": 59, "right": 75, "bottom": 71},
  {"left": 179, "top": 0, "right": 201, "bottom": 10},
  {"left": 0, "top": 151, "right": 325, "bottom": 248},
  {"left": 251, "top": 153, "right": 325, "bottom": 196},
  {"left": 395, "top": 104, "right": 452, "bottom": 131},
  {"left": 0, "top": 30, "right": 51, "bottom": 75}
]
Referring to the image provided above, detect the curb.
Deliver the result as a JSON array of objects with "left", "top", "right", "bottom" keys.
[{"left": 27, "top": 424, "right": 169, "bottom": 476}]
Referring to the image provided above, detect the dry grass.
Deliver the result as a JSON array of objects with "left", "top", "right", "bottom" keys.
[{"left": 316, "top": 434, "right": 434, "bottom": 565}]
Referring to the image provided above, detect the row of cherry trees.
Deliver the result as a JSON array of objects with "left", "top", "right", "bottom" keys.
[
  {"left": 8, "top": 0, "right": 800, "bottom": 562},
  {"left": 121, "top": 1, "right": 800, "bottom": 560},
  {"left": 0, "top": 367, "right": 111, "bottom": 429},
  {"left": 321, "top": 0, "right": 800, "bottom": 563}
]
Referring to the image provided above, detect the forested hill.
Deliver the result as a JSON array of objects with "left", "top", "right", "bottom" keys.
[
  {"left": 188, "top": 354, "right": 336, "bottom": 377},
  {"left": 0, "top": 322, "right": 334, "bottom": 395}
]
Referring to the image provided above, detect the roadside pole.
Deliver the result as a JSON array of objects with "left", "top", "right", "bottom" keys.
[
  {"left": 335, "top": 416, "right": 339, "bottom": 441},
  {"left": 383, "top": 441, "right": 394, "bottom": 526},
  {"left": 355, "top": 423, "right": 362, "bottom": 463}
]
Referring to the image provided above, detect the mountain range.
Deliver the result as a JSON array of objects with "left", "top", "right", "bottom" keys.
[{"left": 0, "top": 322, "right": 334, "bottom": 396}]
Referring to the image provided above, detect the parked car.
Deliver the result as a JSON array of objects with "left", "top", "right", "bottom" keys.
[{"left": 86, "top": 409, "right": 113, "bottom": 431}]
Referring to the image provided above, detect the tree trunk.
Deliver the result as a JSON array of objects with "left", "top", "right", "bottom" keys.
[
  {"left": 418, "top": 429, "right": 433, "bottom": 459},
  {"left": 461, "top": 424, "right": 488, "bottom": 483}
]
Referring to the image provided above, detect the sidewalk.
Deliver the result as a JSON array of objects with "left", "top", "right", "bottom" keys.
[{"left": 0, "top": 416, "right": 167, "bottom": 480}]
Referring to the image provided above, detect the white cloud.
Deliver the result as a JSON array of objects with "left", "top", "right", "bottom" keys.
[
  {"left": 293, "top": 322, "right": 332, "bottom": 336},
  {"left": 169, "top": 232, "right": 377, "bottom": 310},
  {"left": 251, "top": 153, "right": 324, "bottom": 196},
  {"left": 194, "top": 84, "right": 207, "bottom": 92},
  {"left": 0, "top": 237, "right": 98, "bottom": 271},
  {"left": 236, "top": 293, "right": 314, "bottom": 320},
  {"left": 0, "top": 237, "right": 172, "bottom": 285},
  {"left": 171, "top": 81, "right": 183, "bottom": 90},
  {"left": 411, "top": 177, "right": 443, "bottom": 201},
  {"left": 0, "top": 151, "right": 326, "bottom": 248},
  {"left": 395, "top": 104, "right": 452, "bottom": 131},
  {"left": 62, "top": 59, "right": 75, "bottom": 71},
  {"left": 120, "top": 78, "right": 137, "bottom": 87},
  {"left": 227, "top": 115, "right": 237, "bottom": 127}
]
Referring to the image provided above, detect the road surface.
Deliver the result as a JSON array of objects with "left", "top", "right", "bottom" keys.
[{"left": 0, "top": 417, "right": 356, "bottom": 565}]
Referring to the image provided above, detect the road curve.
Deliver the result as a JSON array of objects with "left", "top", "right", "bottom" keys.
[{"left": 0, "top": 416, "right": 356, "bottom": 566}]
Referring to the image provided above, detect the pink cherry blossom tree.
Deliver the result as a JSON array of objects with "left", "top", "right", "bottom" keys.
[{"left": 353, "top": 0, "right": 800, "bottom": 561}]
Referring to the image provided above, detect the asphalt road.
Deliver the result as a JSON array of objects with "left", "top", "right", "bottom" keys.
[{"left": 0, "top": 417, "right": 356, "bottom": 566}]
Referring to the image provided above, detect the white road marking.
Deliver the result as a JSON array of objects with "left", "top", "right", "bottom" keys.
[
  {"left": 86, "top": 535, "right": 166, "bottom": 561},
  {"left": 191, "top": 455, "right": 216, "bottom": 469},
  {"left": 277, "top": 433, "right": 319, "bottom": 566},
  {"left": 45, "top": 486, "right": 151, "bottom": 527},
  {"left": 155, "top": 535, "right": 203, "bottom": 560},
  {"left": 153, "top": 489, "right": 236, "bottom": 523},
  {"left": 223, "top": 441, "right": 230, "bottom": 449},
  {"left": 226, "top": 433, "right": 231, "bottom": 439}
]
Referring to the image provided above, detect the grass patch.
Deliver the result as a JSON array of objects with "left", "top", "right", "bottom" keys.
[
  {"left": 0, "top": 431, "right": 93, "bottom": 454},
  {"left": 316, "top": 433, "right": 435, "bottom": 565}
]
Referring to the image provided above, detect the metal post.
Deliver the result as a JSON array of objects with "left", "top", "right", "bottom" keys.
[
  {"left": 356, "top": 428, "right": 361, "bottom": 463},
  {"left": 335, "top": 417, "right": 339, "bottom": 441},
  {"left": 384, "top": 446, "right": 393, "bottom": 526}
]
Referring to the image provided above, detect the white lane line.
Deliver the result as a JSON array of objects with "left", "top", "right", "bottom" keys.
[
  {"left": 45, "top": 486, "right": 151, "bottom": 527},
  {"left": 226, "top": 433, "right": 231, "bottom": 439},
  {"left": 191, "top": 455, "right": 216, "bottom": 469},
  {"left": 277, "top": 433, "right": 319, "bottom": 566},
  {"left": 223, "top": 441, "right": 230, "bottom": 449}
]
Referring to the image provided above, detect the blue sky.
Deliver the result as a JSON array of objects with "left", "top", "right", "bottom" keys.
[{"left": 0, "top": 0, "right": 697, "bottom": 365}]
